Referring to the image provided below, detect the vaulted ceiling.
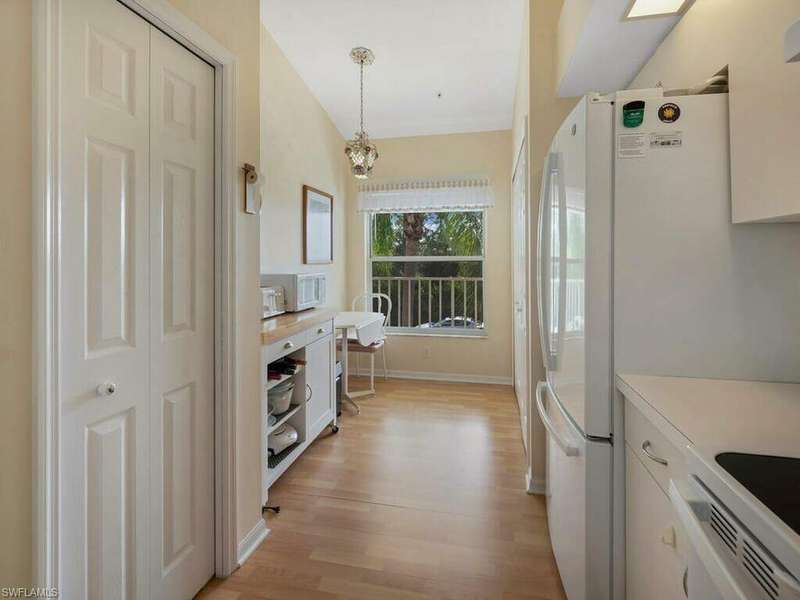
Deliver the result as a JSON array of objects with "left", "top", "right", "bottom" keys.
[{"left": 260, "top": 0, "right": 525, "bottom": 139}]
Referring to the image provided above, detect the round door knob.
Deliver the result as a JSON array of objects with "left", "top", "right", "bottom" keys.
[
  {"left": 317, "top": 328, "right": 325, "bottom": 334},
  {"left": 284, "top": 341, "right": 294, "bottom": 350},
  {"left": 97, "top": 382, "right": 117, "bottom": 397}
]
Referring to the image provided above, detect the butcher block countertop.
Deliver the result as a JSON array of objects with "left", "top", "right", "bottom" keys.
[
  {"left": 261, "top": 308, "right": 335, "bottom": 346},
  {"left": 616, "top": 373, "right": 800, "bottom": 458}
]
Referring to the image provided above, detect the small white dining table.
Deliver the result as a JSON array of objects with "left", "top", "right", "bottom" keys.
[{"left": 334, "top": 311, "right": 385, "bottom": 414}]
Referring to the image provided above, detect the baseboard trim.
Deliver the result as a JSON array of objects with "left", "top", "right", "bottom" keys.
[
  {"left": 526, "top": 471, "right": 545, "bottom": 495},
  {"left": 347, "top": 368, "right": 512, "bottom": 386},
  {"left": 237, "top": 518, "right": 269, "bottom": 567}
]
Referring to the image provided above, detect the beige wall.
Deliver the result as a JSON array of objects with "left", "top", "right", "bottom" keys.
[
  {"left": 631, "top": 0, "right": 799, "bottom": 90},
  {"left": 556, "top": 0, "right": 593, "bottom": 93},
  {"left": 512, "top": 0, "right": 579, "bottom": 483},
  {"left": 511, "top": 0, "right": 530, "bottom": 165},
  {"left": 345, "top": 131, "right": 514, "bottom": 382},
  {"left": 0, "top": 0, "right": 32, "bottom": 588},
  {"left": 259, "top": 28, "right": 349, "bottom": 310}
]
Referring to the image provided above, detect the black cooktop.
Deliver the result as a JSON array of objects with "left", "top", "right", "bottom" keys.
[{"left": 716, "top": 452, "right": 800, "bottom": 536}]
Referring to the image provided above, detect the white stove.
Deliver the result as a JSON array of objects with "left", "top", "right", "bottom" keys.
[{"left": 670, "top": 446, "right": 800, "bottom": 599}]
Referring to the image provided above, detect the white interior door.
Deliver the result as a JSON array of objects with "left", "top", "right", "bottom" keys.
[
  {"left": 60, "top": 1, "right": 215, "bottom": 597},
  {"left": 148, "top": 26, "right": 215, "bottom": 600},
  {"left": 512, "top": 137, "right": 529, "bottom": 449},
  {"left": 61, "top": 1, "right": 151, "bottom": 596}
]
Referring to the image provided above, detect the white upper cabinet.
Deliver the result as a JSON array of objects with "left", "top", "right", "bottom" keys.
[
  {"left": 570, "top": 1, "right": 800, "bottom": 223},
  {"left": 634, "top": 2, "right": 800, "bottom": 223},
  {"left": 730, "top": 20, "right": 800, "bottom": 224}
]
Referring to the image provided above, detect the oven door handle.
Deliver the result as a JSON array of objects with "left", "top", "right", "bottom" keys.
[{"left": 668, "top": 481, "right": 752, "bottom": 600}]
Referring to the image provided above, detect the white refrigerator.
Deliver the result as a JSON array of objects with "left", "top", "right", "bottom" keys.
[{"left": 535, "top": 89, "right": 800, "bottom": 600}]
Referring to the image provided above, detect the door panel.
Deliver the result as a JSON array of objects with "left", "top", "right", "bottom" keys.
[
  {"left": 85, "top": 138, "right": 137, "bottom": 353},
  {"left": 545, "top": 386, "right": 587, "bottom": 600},
  {"left": 162, "top": 161, "right": 197, "bottom": 335},
  {"left": 547, "top": 99, "right": 589, "bottom": 437},
  {"left": 148, "top": 26, "right": 215, "bottom": 599},
  {"left": 161, "top": 383, "right": 196, "bottom": 569},
  {"left": 306, "top": 335, "right": 334, "bottom": 440},
  {"left": 85, "top": 409, "right": 136, "bottom": 600},
  {"left": 60, "top": 0, "right": 151, "bottom": 597},
  {"left": 626, "top": 447, "right": 686, "bottom": 600}
]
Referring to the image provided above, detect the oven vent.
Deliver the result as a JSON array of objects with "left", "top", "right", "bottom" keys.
[
  {"left": 743, "top": 540, "right": 779, "bottom": 600},
  {"left": 710, "top": 503, "right": 737, "bottom": 554},
  {"left": 707, "top": 496, "right": 791, "bottom": 600}
]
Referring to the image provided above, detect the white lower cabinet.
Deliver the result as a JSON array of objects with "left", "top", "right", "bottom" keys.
[
  {"left": 261, "top": 319, "right": 336, "bottom": 506},
  {"left": 305, "top": 334, "right": 335, "bottom": 440},
  {"left": 626, "top": 445, "right": 686, "bottom": 600}
]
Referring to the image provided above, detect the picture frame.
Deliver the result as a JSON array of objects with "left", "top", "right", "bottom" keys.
[{"left": 302, "top": 185, "right": 334, "bottom": 264}]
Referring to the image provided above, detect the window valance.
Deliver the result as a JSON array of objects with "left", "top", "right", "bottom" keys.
[{"left": 357, "top": 176, "right": 495, "bottom": 213}]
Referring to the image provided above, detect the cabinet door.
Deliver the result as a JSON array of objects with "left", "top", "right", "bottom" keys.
[
  {"left": 626, "top": 446, "right": 686, "bottom": 600},
  {"left": 305, "top": 335, "right": 334, "bottom": 440}
]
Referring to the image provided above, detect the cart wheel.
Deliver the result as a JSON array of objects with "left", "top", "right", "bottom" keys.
[{"left": 331, "top": 425, "right": 339, "bottom": 434}]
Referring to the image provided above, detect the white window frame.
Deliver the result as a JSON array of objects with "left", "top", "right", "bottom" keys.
[{"left": 367, "top": 209, "right": 488, "bottom": 338}]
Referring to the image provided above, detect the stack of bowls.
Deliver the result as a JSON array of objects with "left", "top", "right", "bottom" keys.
[{"left": 268, "top": 379, "right": 295, "bottom": 414}]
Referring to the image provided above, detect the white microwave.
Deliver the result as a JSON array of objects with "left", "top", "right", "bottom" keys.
[{"left": 260, "top": 273, "right": 326, "bottom": 312}]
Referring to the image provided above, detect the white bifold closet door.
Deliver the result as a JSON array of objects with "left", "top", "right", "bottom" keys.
[
  {"left": 59, "top": 0, "right": 215, "bottom": 598},
  {"left": 148, "top": 24, "right": 215, "bottom": 600}
]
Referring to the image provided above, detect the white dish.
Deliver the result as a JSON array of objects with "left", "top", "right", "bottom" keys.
[{"left": 269, "top": 423, "right": 298, "bottom": 455}]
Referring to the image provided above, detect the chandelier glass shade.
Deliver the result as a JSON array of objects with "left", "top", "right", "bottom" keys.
[
  {"left": 345, "top": 131, "right": 378, "bottom": 179},
  {"left": 345, "top": 47, "right": 378, "bottom": 179}
]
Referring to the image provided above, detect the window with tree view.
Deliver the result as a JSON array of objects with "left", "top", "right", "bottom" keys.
[{"left": 369, "top": 210, "right": 485, "bottom": 334}]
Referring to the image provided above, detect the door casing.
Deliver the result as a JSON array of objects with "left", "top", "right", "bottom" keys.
[
  {"left": 511, "top": 130, "right": 529, "bottom": 448},
  {"left": 32, "top": 0, "right": 242, "bottom": 586}
]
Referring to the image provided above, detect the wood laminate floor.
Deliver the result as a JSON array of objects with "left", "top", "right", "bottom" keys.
[{"left": 199, "top": 378, "right": 567, "bottom": 600}]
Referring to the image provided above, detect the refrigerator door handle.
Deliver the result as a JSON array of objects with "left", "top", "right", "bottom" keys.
[
  {"left": 537, "top": 153, "right": 556, "bottom": 371},
  {"left": 535, "top": 381, "right": 578, "bottom": 457},
  {"left": 555, "top": 154, "right": 568, "bottom": 362}
]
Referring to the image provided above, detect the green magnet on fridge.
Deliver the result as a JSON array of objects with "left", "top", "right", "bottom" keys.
[{"left": 622, "top": 100, "right": 645, "bottom": 128}]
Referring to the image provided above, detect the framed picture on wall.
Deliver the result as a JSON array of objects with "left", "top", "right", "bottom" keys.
[{"left": 302, "top": 185, "right": 334, "bottom": 264}]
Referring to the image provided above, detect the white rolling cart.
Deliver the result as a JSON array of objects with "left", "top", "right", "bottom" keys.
[{"left": 260, "top": 313, "right": 337, "bottom": 513}]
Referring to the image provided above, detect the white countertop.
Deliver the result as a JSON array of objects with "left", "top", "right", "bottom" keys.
[{"left": 617, "top": 373, "right": 800, "bottom": 458}]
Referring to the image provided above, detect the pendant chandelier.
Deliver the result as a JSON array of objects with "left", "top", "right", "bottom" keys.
[{"left": 345, "top": 47, "right": 379, "bottom": 179}]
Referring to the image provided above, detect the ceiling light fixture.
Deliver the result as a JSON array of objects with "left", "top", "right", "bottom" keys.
[
  {"left": 624, "top": 0, "right": 691, "bottom": 19},
  {"left": 345, "top": 47, "right": 378, "bottom": 179}
]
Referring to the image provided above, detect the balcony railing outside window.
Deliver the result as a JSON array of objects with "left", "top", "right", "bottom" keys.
[
  {"left": 369, "top": 210, "right": 486, "bottom": 336},
  {"left": 372, "top": 276, "right": 484, "bottom": 332}
]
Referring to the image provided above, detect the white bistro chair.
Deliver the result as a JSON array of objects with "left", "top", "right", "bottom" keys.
[{"left": 346, "top": 293, "right": 391, "bottom": 393}]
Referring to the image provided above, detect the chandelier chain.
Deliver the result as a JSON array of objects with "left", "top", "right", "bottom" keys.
[{"left": 359, "top": 60, "right": 365, "bottom": 134}]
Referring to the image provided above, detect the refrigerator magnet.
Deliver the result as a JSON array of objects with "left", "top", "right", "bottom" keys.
[
  {"left": 622, "top": 100, "right": 645, "bottom": 128},
  {"left": 658, "top": 103, "right": 681, "bottom": 123}
]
